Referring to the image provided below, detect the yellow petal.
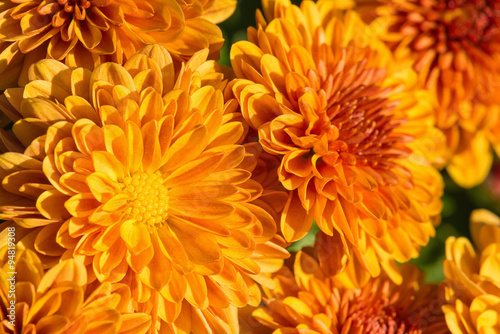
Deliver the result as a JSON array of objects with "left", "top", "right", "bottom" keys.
[
  {"left": 184, "top": 273, "right": 209, "bottom": 309},
  {"left": 470, "top": 209, "right": 500, "bottom": 251},
  {"left": 119, "top": 313, "right": 152, "bottom": 334},
  {"left": 75, "top": 19, "right": 102, "bottom": 49},
  {"left": 447, "top": 131, "right": 492, "bottom": 188},
  {"left": 139, "top": 233, "right": 172, "bottom": 290},
  {"left": 37, "top": 259, "right": 87, "bottom": 294},
  {"left": 202, "top": 0, "right": 237, "bottom": 23},
  {"left": 91, "top": 63, "right": 136, "bottom": 104},
  {"left": 120, "top": 220, "right": 151, "bottom": 255},
  {"left": 162, "top": 125, "right": 209, "bottom": 172},
  {"left": 169, "top": 199, "right": 234, "bottom": 219},
  {"left": 156, "top": 226, "right": 193, "bottom": 274},
  {"left": 230, "top": 41, "right": 264, "bottom": 80},
  {"left": 163, "top": 153, "right": 224, "bottom": 188},
  {"left": 36, "top": 189, "right": 70, "bottom": 221},
  {"left": 92, "top": 151, "right": 125, "bottom": 181},
  {"left": 64, "top": 193, "right": 100, "bottom": 217},
  {"left": 64, "top": 95, "right": 99, "bottom": 124}
]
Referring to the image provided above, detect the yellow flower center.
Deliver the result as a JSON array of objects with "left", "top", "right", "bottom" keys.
[{"left": 121, "top": 171, "right": 169, "bottom": 228}]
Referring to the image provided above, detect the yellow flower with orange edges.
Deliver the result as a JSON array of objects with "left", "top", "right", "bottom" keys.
[
  {"left": 0, "top": 0, "right": 236, "bottom": 90},
  {"left": 0, "top": 246, "right": 151, "bottom": 334},
  {"left": 0, "top": 44, "right": 289, "bottom": 332},
  {"left": 442, "top": 209, "right": 500, "bottom": 334},
  {"left": 231, "top": 0, "right": 444, "bottom": 283},
  {"left": 246, "top": 250, "right": 449, "bottom": 334},
  {"left": 373, "top": 0, "right": 500, "bottom": 187}
]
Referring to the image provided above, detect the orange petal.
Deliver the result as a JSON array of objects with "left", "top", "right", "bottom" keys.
[
  {"left": 64, "top": 193, "right": 100, "bottom": 217},
  {"left": 184, "top": 273, "right": 209, "bottom": 309},
  {"left": 163, "top": 152, "right": 224, "bottom": 188},
  {"left": 162, "top": 125, "right": 209, "bottom": 172},
  {"left": 36, "top": 189, "right": 70, "bottom": 221},
  {"left": 139, "top": 233, "right": 172, "bottom": 290},
  {"left": 37, "top": 258, "right": 87, "bottom": 294},
  {"left": 86, "top": 172, "right": 120, "bottom": 203},
  {"left": 169, "top": 199, "right": 234, "bottom": 219},
  {"left": 447, "top": 131, "right": 492, "bottom": 188},
  {"left": 281, "top": 191, "right": 314, "bottom": 242},
  {"left": 169, "top": 217, "right": 222, "bottom": 266},
  {"left": 75, "top": 19, "right": 102, "bottom": 49},
  {"left": 92, "top": 151, "right": 125, "bottom": 181}
]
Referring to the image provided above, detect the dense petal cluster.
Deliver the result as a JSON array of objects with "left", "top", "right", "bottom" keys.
[
  {"left": 247, "top": 250, "right": 448, "bottom": 334},
  {"left": 0, "top": 44, "right": 289, "bottom": 332},
  {"left": 231, "top": 0, "right": 443, "bottom": 283},
  {"left": 442, "top": 209, "right": 500, "bottom": 333},
  {"left": 377, "top": 0, "right": 500, "bottom": 187},
  {"left": 0, "top": 0, "right": 236, "bottom": 90},
  {"left": 0, "top": 247, "right": 150, "bottom": 334}
]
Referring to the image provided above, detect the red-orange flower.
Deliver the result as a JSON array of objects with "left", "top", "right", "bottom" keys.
[
  {"left": 0, "top": 0, "right": 236, "bottom": 90},
  {"left": 231, "top": 0, "right": 443, "bottom": 282},
  {"left": 0, "top": 247, "right": 151, "bottom": 334},
  {"left": 0, "top": 45, "right": 288, "bottom": 332},
  {"left": 375, "top": 0, "right": 500, "bottom": 187},
  {"left": 246, "top": 250, "right": 448, "bottom": 334}
]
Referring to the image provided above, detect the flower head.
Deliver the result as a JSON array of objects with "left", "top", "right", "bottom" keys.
[
  {"left": 377, "top": 0, "right": 500, "bottom": 187},
  {"left": 231, "top": 0, "right": 443, "bottom": 282},
  {"left": 0, "top": 247, "right": 150, "bottom": 334},
  {"left": 442, "top": 209, "right": 500, "bottom": 334},
  {"left": 0, "top": 44, "right": 288, "bottom": 331},
  {"left": 0, "top": 0, "right": 236, "bottom": 90},
  {"left": 248, "top": 250, "right": 448, "bottom": 334}
]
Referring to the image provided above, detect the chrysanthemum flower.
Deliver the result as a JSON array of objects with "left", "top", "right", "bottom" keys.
[
  {"left": 0, "top": 247, "right": 151, "bottom": 333},
  {"left": 375, "top": 0, "right": 500, "bottom": 187},
  {"left": 0, "top": 44, "right": 289, "bottom": 332},
  {"left": 231, "top": 0, "right": 443, "bottom": 282},
  {"left": 0, "top": 0, "right": 236, "bottom": 90},
  {"left": 247, "top": 250, "right": 448, "bottom": 334},
  {"left": 442, "top": 209, "right": 500, "bottom": 334}
]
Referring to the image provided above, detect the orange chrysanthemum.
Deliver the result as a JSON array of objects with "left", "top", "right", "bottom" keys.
[
  {"left": 0, "top": 45, "right": 289, "bottom": 332},
  {"left": 231, "top": 0, "right": 443, "bottom": 283},
  {"left": 246, "top": 250, "right": 448, "bottom": 334},
  {"left": 0, "top": 0, "right": 236, "bottom": 90},
  {"left": 442, "top": 209, "right": 500, "bottom": 333},
  {"left": 0, "top": 246, "right": 151, "bottom": 333},
  {"left": 375, "top": 0, "right": 500, "bottom": 187}
]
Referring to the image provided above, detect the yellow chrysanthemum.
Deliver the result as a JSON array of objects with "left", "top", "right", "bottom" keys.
[
  {"left": 246, "top": 250, "right": 448, "bottom": 334},
  {"left": 0, "top": 246, "right": 151, "bottom": 333},
  {"left": 374, "top": 0, "right": 500, "bottom": 187},
  {"left": 0, "top": 0, "right": 236, "bottom": 90},
  {"left": 442, "top": 209, "right": 500, "bottom": 334},
  {"left": 231, "top": 0, "right": 443, "bottom": 283},
  {"left": 0, "top": 45, "right": 289, "bottom": 332}
]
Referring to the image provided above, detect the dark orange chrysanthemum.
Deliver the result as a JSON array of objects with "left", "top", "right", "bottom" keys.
[
  {"left": 246, "top": 250, "right": 449, "bottom": 334},
  {"left": 0, "top": 0, "right": 236, "bottom": 90},
  {"left": 377, "top": 0, "right": 500, "bottom": 187},
  {"left": 0, "top": 45, "right": 288, "bottom": 333},
  {"left": 231, "top": 0, "right": 444, "bottom": 283}
]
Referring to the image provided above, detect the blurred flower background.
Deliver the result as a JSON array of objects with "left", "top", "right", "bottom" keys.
[{"left": 217, "top": 0, "right": 500, "bottom": 283}]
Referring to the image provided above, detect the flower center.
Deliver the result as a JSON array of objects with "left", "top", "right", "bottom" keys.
[
  {"left": 444, "top": 1, "right": 500, "bottom": 47},
  {"left": 399, "top": 0, "right": 500, "bottom": 53},
  {"left": 121, "top": 171, "right": 169, "bottom": 228},
  {"left": 339, "top": 282, "right": 424, "bottom": 334},
  {"left": 345, "top": 305, "right": 421, "bottom": 334}
]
